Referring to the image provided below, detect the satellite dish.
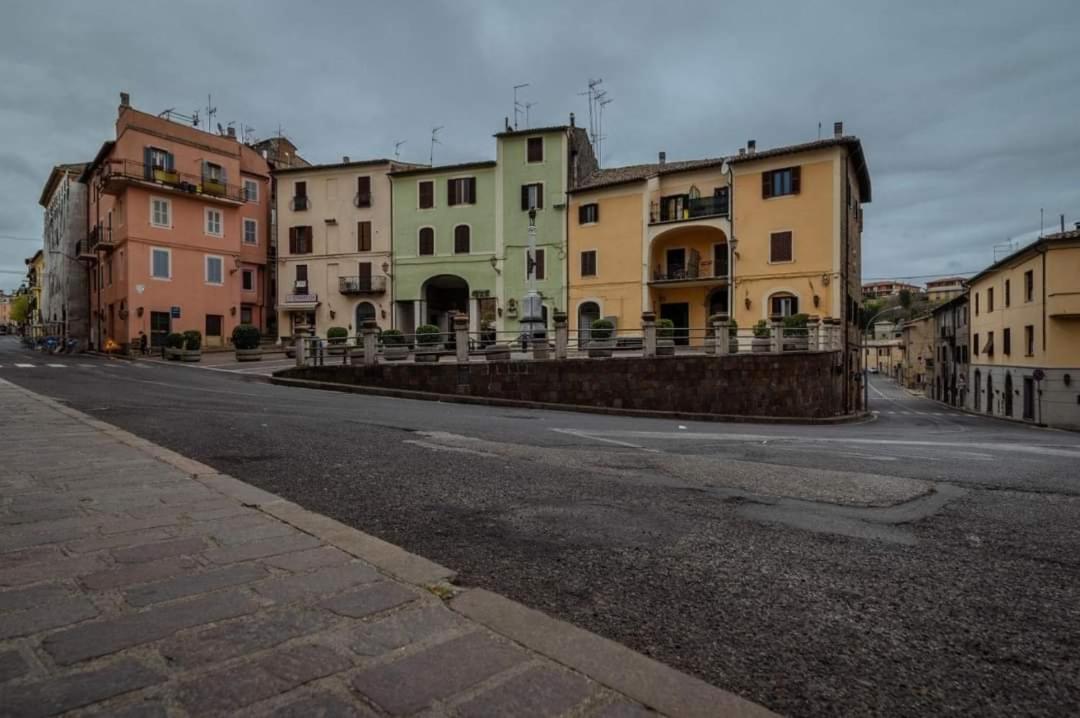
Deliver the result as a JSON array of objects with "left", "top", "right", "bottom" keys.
[{"left": 720, "top": 160, "right": 730, "bottom": 175}]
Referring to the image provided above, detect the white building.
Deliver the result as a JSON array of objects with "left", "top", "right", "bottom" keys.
[{"left": 39, "top": 163, "right": 89, "bottom": 347}]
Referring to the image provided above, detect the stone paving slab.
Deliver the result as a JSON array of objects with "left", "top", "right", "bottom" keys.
[{"left": 0, "top": 378, "right": 774, "bottom": 717}]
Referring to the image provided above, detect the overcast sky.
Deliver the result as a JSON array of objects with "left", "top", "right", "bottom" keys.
[{"left": 2, "top": 0, "right": 1078, "bottom": 292}]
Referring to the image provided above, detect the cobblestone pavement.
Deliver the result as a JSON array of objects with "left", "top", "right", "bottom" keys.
[{"left": 0, "top": 379, "right": 771, "bottom": 717}]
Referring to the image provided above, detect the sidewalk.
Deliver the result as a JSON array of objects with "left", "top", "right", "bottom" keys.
[{"left": 0, "top": 379, "right": 773, "bottom": 717}]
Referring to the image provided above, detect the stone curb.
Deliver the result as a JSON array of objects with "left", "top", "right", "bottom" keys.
[
  {"left": 451, "top": 590, "right": 778, "bottom": 718},
  {"left": 271, "top": 375, "right": 870, "bottom": 426},
  {"left": 2, "top": 378, "right": 778, "bottom": 717}
]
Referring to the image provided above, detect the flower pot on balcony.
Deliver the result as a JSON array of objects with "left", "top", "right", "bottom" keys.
[
  {"left": 153, "top": 168, "right": 179, "bottom": 185},
  {"left": 588, "top": 339, "right": 615, "bottom": 358},
  {"left": 235, "top": 348, "right": 262, "bottom": 362},
  {"left": 202, "top": 180, "right": 226, "bottom": 197},
  {"left": 656, "top": 339, "right": 676, "bottom": 356}
]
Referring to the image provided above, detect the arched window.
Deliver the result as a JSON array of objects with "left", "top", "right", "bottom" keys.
[
  {"left": 355, "top": 302, "right": 376, "bottom": 328},
  {"left": 578, "top": 301, "right": 600, "bottom": 347},
  {"left": 454, "top": 225, "right": 470, "bottom": 254},
  {"left": 768, "top": 292, "right": 799, "bottom": 317},
  {"left": 418, "top": 227, "right": 434, "bottom": 256}
]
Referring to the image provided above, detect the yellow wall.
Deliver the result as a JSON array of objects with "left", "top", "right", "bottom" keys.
[{"left": 568, "top": 188, "right": 644, "bottom": 333}]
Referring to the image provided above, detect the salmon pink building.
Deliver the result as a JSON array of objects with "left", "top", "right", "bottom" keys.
[{"left": 80, "top": 93, "right": 271, "bottom": 351}]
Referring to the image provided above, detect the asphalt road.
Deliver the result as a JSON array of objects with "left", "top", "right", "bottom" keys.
[{"left": 3, "top": 337, "right": 1080, "bottom": 717}]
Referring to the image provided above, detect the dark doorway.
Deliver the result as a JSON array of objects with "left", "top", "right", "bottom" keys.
[
  {"left": 1004, "top": 373, "right": 1013, "bottom": 417},
  {"left": 423, "top": 275, "right": 469, "bottom": 333},
  {"left": 986, "top": 374, "right": 993, "bottom": 414},
  {"left": 1023, "top": 377, "right": 1035, "bottom": 420},
  {"left": 578, "top": 301, "right": 600, "bottom": 348},
  {"left": 665, "top": 248, "right": 686, "bottom": 279},
  {"left": 713, "top": 243, "right": 729, "bottom": 278},
  {"left": 974, "top": 370, "right": 981, "bottom": 411},
  {"left": 149, "top": 311, "right": 170, "bottom": 348},
  {"left": 707, "top": 288, "right": 729, "bottom": 318},
  {"left": 660, "top": 302, "right": 690, "bottom": 346}
]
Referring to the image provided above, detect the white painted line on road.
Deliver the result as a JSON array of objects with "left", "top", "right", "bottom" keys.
[
  {"left": 47, "top": 364, "right": 65, "bottom": 368},
  {"left": 15, "top": 363, "right": 34, "bottom": 368},
  {"left": 403, "top": 439, "right": 499, "bottom": 458},
  {"left": 551, "top": 428, "right": 659, "bottom": 452}
]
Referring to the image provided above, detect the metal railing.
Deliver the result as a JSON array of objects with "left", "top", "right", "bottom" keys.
[
  {"left": 650, "top": 195, "right": 730, "bottom": 224},
  {"left": 290, "top": 196, "right": 310, "bottom": 211},
  {"left": 338, "top": 276, "right": 387, "bottom": 294},
  {"left": 354, "top": 192, "right": 372, "bottom": 208},
  {"left": 100, "top": 159, "right": 246, "bottom": 202}
]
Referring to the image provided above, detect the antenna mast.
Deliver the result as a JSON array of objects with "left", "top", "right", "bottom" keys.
[
  {"left": 524, "top": 101, "right": 538, "bottom": 129},
  {"left": 513, "top": 83, "right": 530, "bottom": 130},
  {"left": 430, "top": 126, "right": 443, "bottom": 165},
  {"left": 393, "top": 140, "right": 407, "bottom": 160},
  {"left": 579, "top": 78, "right": 611, "bottom": 167}
]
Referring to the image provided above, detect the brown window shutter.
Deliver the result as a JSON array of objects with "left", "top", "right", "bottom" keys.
[
  {"left": 521, "top": 185, "right": 530, "bottom": 210},
  {"left": 770, "top": 232, "right": 793, "bottom": 262},
  {"left": 419, "top": 181, "right": 433, "bottom": 209},
  {"left": 535, "top": 184, "right": 543, "bottom": 209},
  {"left": 467, "top": 177, "right": 476, "bottom": 203},
  {"left": 535, "top": 248, "right": 545, "bottom": 280},
  {"left": 288, "top": 227, "right": 297, "bottom": 254},
  {"left": 356, "top": 176, "right": 371, "bottom": 207},
  {"left": 762, "top": 171, "right": 772, "bottom": 199},
  {"left": 295, "top": 181, "right": 306, "bottom": 198},
  {"left": 791, "top": 166, "right": 801, "bottom": 194},
  {"left": 358, "top": 262, "right": 371, "bottom": 279},
  {"left": 578, "top": 205, "right": 587, "bottom": 224},
  {"left": 448, "top": 179, "right": 457, "bottom": 206}
]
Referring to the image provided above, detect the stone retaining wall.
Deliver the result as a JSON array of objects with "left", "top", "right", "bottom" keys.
[{"left": 278, "top": 352, "right": 846, "bottom": 419}]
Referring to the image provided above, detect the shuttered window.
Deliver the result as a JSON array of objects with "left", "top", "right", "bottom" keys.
[
  {"left": 769, "top": 231, "right": 793, "bottom": 262},
  {"left": 355, "top": 176, "right": 372, "bottom": 207},
  {"left": 418, "top": 227, "right": 435, "bottom": 255},
  {"left": 357, "top": 221, "right": 372, "bottom": 251},
  {"left": 527, "top": 137, "right": 544, "bottom": 163},
  {"left": 762, "top": 166, "right": 801, "bottom": 198},
  {"left": 534, "top": 248, "right": 546, "bottom": 280},
  {"left": 1003, "top": 327, "right": 1011, "bottom": 355},
  {"left": 521, "top": 183, "right": 543, "bottom": 210},
  {"left": 448, "top": 177, "right": 476, "bottom": 206},
  {"left": 288, "top": 226, "right": 313, "bottom": 254},
  {"left": 580, "top": 250, "right": 597, "bottom": 277},
  {"left": 578, "top": 203, "right": 599, "bottom": 224},
  {"left": 453, "top": 225, "right": 470, "bottom": 254},
  {"left": 418, "top": 181, "right": 434, "bottom": 209}
]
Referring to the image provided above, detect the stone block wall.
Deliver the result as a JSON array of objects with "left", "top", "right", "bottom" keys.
[{"left": 280, "top": 352, "right": 846, "bottom": 418}]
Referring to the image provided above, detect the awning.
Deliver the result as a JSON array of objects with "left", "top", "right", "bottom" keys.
[{"left": 282, "top": 303, "right": 320, "bottom": 311}]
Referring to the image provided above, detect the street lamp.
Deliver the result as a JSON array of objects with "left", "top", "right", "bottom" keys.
[{"left": 862, "top": 305, "right": 906, "bottom": 411}]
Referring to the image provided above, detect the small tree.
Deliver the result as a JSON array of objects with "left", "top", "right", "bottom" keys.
[
  {"left": 182, "top": 330, "right": 202, "bottom": 351},
  {"left": 9, "top": 295, "right": 29, "bottom": 324},
  {"left": 415, "top": 324, "right": 441, "bottom": 346},
  {"left": 590, "top": 318, "right": 614, "bottom": 340},
  {"left": 165, "top": 332, "right": 185, "bottom": 349},
  {"left": 231, "top": 324, "right": 261, "bottom": 350},
  {"left": 898, "top": 289, "right": 913, "bottom": 310},
  {"left": 728, "top": 319, "right": 738, "bottom": 337},
  {"left": 380, "top": 329, "right": 405, "bottom": 346},
  {"left": 326, "top": 326, "right": 348, "bottom": 344},
  {"left": 753, "top": 320, "right": 771, "bottom": 338},
  {"left": 656, "top": 318, "right": 675, "bottom": 340}
]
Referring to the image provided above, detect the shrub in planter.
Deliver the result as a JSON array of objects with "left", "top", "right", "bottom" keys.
[
  {"left": 380, "top": 329, "right": 409, "bottom": 361},
  {"left": 656, "top": 318, "right": 675, "bottom": 356},
  {"left": 232, "top": 323, "right": 262, "bottom": 362},
  {"left": 588, "top": 318, "right": 615, "bottom": 358},
  {"left": 728, "top": 319, "right": 740, "bottom": 354},
  {"left": 165, "top": 332, "right": 184, "bottom": 360},
  {"left": 415, "top": 324, "right": 441, "bottom": 363},
  {"left": 782, "top": 313, "right": 809, "bottom": 351},
  {"left": 752, "top": 319, "right": 772, "bottom": 353},
  {"left": 180, "top": 330, "right": 202, "bottom": 362},
  {"left": 326, "top": 326, "right": 348, "bottom": 356}
]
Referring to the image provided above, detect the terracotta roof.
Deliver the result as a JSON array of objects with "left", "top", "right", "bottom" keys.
[
  {"left": 571, "top": 158, "right": 728, "bottom": 192},
  {"left": 967, "top": 228, "right": 1080, "bottom": 284},
  {"left": 494, "top": 125, "right": 571, "bottom": 138},
  {"left": 78, "top": 141, "right": 116, "bottom": 183},
  {"left": 272, "top": 158, "right": 424, "bottom": 175},
  {"left": 388, "top": 160, "right": 497, "bottom": 177}
]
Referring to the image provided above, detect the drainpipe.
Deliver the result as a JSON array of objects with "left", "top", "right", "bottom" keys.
[
  {"left": 725, "top": 161, "right": 735, "bottom": 321},
  {"left": 388, "top": 173, "right": 396, "bottom": 330}
]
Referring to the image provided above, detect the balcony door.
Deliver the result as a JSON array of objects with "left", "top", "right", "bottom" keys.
[
  {"left": 713, "top": 243, "right": 729, "bottom": 277},
  {"left": 357, "top": 262, "right": 372, "bottom": 292},
  {"left": 660, "top": 302, "right": 690, "bottom": 346},
  {"left": 149, "top": 311, "right": 170, "bottom": 348},
  {"left": 665, "top": 248, "right": 686, "bottom": 279}
]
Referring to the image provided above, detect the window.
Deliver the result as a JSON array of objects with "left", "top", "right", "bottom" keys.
[
  {"left": 418, "top": 180, "right": 435, "bottom": 209},
  {"left": 148, "top": 147, "right": 172, "bottom": 171},
  {"left": 295, "top": 264, "right": 308, "bottom": 283},
  {"left": 205, "top": 315, "right": 223, "bottom": 338},
  {"left": 243, "top": 179, "right": 259, "bottom": 203},
  {"left": 987, "top": 287, "right": 994, "bottom": 312},
  {"left": 243, "top": 218, "right": 258, "bottom": 245},
  {"left": 527, "top": 137, "right": 544, "bottom": 163},
  {"left": 1005, "top": 279, "right": 1011, "bottom": 307},
  {"left": 240, "top": 306, "right": 252, "bottom": 324},
  {"left": 242, "top": 269, "right": 255, "bottom": 292},
  {"left": 521, "top": 183, "right": 544, "bottom": 210},
  {"left": 151, "top": 247, "right": 170, "bottom": 279},
  {"left": 533, "top": 248, "right": 545, "bottom": 280},
  {"left": 578, "top": 203, "right": 599, "bottom": 224},
  {"left": 770, "top": 293, "right": 799, "bottom": 317},
  {"left": 418, "top": 227, "right": 435, "bottom": 256},
  {"left": 1003, "top": 327, "right": 1011, "bottom": 355},
  {"left": 453, "top": 225, "right": 470, "bottom": 254},
  {"left": 288, "top": 226, "right": 313, "bottom": 254},
  {"left": 580, "top": 250, "right": 597, "bottom": 277},
  {"left": 205, "top": 208, "right": 223, "bottom": 237},
  {"left": 448, "top": 177, "right": 476, "bottom": 206},
  {"left": 762, "top": 166, "right": 801, "bottom": 198},
  {"left": 1024, "top": 270, "right": 1034, "bottom": 302},
  {"left": 205, "top": 255, "right": 224, "bottom": 285},
  {"left": 292, "top": 181, "right": 308, "bottom": 210},
  {"left": 986, "top": 331, "right": 994, "bottom": 357},
  {"left": 203, "top": 162, "right": 224, "bottom": 183},
  {"left": 973, "top": 333, "right": 980, "bottom": 357},
  {"left": 356, "top": 221, "right": 372, "bottom": 252},
  {"left": 1025, "top": 325, "right": 1034, "bottom": 355},
  {"left": 355, "top": 176, "right": 372, "bottom": 208},
  {"left": 975, "top": 292, "right": 980, "bottom": 316},
  {"left": 769, "top": 231, "right": 793, "bottom": 263},
  {"left": 151, "top": 197, "right": 170, "bottom": 228}
]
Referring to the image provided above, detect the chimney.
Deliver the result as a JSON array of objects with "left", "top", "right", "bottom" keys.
[
  {"left": 120, "top": 92, "right": 130, "bottom": 108},
  {"left": 658, "top": 151, "right": 666, "bottom": 165},
  {"left": 834, "top": 121, "right": 843, "bottom": 138},
  {"left": 569, "top": 112, "right": 576, "bottom": 127},
  {"left": 226, "top": 126, "right": 236, "bottom": 139},
  {"left": 738, "top": 148, "right": 746, "bottom": 156},
  {"left": 747, "top": 139, "right": 756, "bottom": 154},
  {"left": 342, "top": 156, "right": 350, "bottom": 163}
]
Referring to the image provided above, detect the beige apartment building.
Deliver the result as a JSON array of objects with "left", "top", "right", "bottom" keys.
[
  {"left": 274, "top": 158, "right": 417, "bottom": 339},
  {"left": 864, "top": 320, "right": 902, "bottom": 378},
  {"left": 900, "top": 315, "right": 933, "bottom": 392},
  {"left": 968, "top": 227, "right": 1080, "bottom": 429},
  {"left": 925, "top": 276, "right": 966, "bottom": 302}
]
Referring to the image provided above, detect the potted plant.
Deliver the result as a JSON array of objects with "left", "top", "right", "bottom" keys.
[
  {"left": 752, "top": 320, "right": 771, "bottom": 353},
  {"left": 656, "top": 318, "right": 676, "bottom": 356},
  {"left": 165, "top": 332, "right": 184, "bottom": 360},
  {"left": 414, "top": 324, "right": 441, "bottom": 363},
  {"left": 782, "top": 313, "right": 810, "bottom": 351},
  {"left": 728, "top": 319, "right": 740, "bottom": 354},
  {"left": 326, "top": 326, "right": 348, "bottom": 356},
  {"left": 588, "top": 318, "right": 615, "bottom": 358},
  {"left": 232, "top": 323, "right": 262, "bottom": 362},
  {"left": 180, "top": 330, "right": 202, "bottom": 362},
  {"left": 380, "top": 329, "right": 409, "bottom": 361}
]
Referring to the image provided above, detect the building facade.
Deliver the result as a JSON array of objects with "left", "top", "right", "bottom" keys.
[
  {"left": 25, "top": 251, "right": 44, "bottom": 326},
  {"left": 0, "top": 291, "right": 10, "bottom": 330},
  {"left": 899, "top": 315, "right": 933, "bottom": 392},
  {"left": 81, "top": 93, "right": 271, "bottom": 351},
  {"left": 925, "top": 277, "right": 966, "bottom": 303},
  {"left": 864, "top": 320, "right": 903, "bottom": 377},
  {"left": 275, "top": 159, "right": 409, "bottom": 338},
  {"left": 862, "top": 280, "right": 920, "bottom": 299},
  {"left": 931, "top": 293, "right": 969, "bottom": 407},
  {"left": 967, "top": 228, "right": 1080, "bottom": 429},
  {"left": 39, "top": 163, "right": 89, "bottom": 346}
]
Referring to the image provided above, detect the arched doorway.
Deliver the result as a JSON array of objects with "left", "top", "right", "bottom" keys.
[
  {"left": 1004, "top": 372, "right": 1013, "bottom": 417},
  {"left": 578, "top": 301, "right": 600, "bottom": 348},
  {"left": 421, "top": 275, "right": 468, "bottom": 333},
  {"left": 355, "top": 302, "right": 376, "bottom": 330}
]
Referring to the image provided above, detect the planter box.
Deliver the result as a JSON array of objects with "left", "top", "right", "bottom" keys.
[
  {"left": 285, "top": 346, "right": 296, "bottom": 359},
  {"left": 383, "top": 346, "right": 409, "bottom": 361},
  {"left": 415, "top": 348, "right": 440, "bottom": 363},
  {"left": 729, "top": 339, "right": 740, "bottom": 355},
  {"left": 165, "top": 347, "right": 182, "bottom": 361},
  {"left": 656, "top": 339, "right": 676, "bottom": 356},
  {"left": 752, "top": 337, "right": 771, "bottom": 353},
  {"left": 588, "top": 339, "right": 615, "bottom": 358},
  {"left": 532, "top": 344, "right": 551, "bottom": 360},
  {"left": 327, "top": 343, "right": 347, "bottom": 356},
  {"left": 783, "top": 337, "right": 809, "bottom": 352},
  {"left": 235, "top": 348, "right": 262, "bottom": 362},
  {"left": 180, "top": 349, "right": 202, "bottom": 362},
  {"left": 348, "top": 348, "right": 366, "bottom": 365}
]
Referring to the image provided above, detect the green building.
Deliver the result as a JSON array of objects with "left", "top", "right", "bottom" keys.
[{"left": 389, "top": 116, "right": 595, "bottom": 337}]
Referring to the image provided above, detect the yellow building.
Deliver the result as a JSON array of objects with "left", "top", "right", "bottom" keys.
[
  {"left": 967, "top": 227, "right": 1080, "bottom": 429},
  {"left": 25, "top": 250, "right": 45, "bottom": 326},
  {"left": 899, "top": 315, "right": 933, "bottom": 392},
  {"left": 568, "top": 127, "right": 870, "bottom": 404},
  {"left": 925, "top": 276, "right": 966, "bottom": 303},
  {"left": 864, "top": 320, "right": 902, "bottom": 378}
]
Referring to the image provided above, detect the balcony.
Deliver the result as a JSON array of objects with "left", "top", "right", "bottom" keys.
[
  {"left": 353, "top": 192, "right": 372, "bottom": 209},
  {"left": 1047, "top": 292, "right": 1080, "bottom": 318},
  {"left": 649, "top": 262, "right": 729, "bottom": 287},
  {"left": 86, "top": 225, "right": 115, "bottom": 253},
  {"left": 97, "top": 159, "right": 246, "bottom": 204},
  {"left": 650, "top": 194, "right": 729, "bottom": 225},
  {"left": 290, "top": 196, "right": 310, "bottom": 211},
  {"left": 339, "top": 275, "right": 387, "bottom": 294},
  {"left": 76, "top": 239, "right": 96, "bottom": 260}
]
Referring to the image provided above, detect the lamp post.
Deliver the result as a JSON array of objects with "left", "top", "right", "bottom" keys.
[{"left": 862, "top": 306, "right": 905, "bottom": 412}]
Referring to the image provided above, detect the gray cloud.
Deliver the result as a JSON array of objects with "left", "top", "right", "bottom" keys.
[{"left": 2, "top": 0, "right": 1078, "bottom": 291}]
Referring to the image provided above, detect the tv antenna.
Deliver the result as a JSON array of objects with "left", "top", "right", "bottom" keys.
[
  {"left": 578, "top": 78, "right": 612, "bottom": 166},
  {"left": 393, "top": 140, "right": 407, "bottom": 160},
  {"left": 513, "top": 83, "right": 530, "bottom": 130},
  {"left": 205, "top": 94, "right": 217, "bottom": 130},
  {"left": 524, "top": 101, "right": 538, "bottom": 128},
  {"left": 430, "top": 126, "right": 443, "bottom": 165}
]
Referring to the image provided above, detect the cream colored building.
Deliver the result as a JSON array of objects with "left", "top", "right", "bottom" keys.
[
  {"left": 274, "top": 159, "right": 418, "bottom": 338},
  {"left": 968, "top": 227, "right": 1080, "bottom": 429},
  {"left": 926, "top": 276, "right": 966, "bottom": 303},
  {"left": 900, "top": 315, "right": 933, "bottom": 392},
  {"left": 864, "top": 320, "right": 902, "bottom": 377}
]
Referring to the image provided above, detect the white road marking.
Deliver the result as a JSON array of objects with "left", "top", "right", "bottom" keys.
[
  {"left": 402, "top": 439, "right": 499, "bottom": 458},
  {"left": 15, "top": 363, "right": 34, "bottom": 368},
  {"left": 551, "top": 428, "right": 659, "bottom": 452},
  {"left": 47, "top": 364, "right": 65, "bottom": 368}
]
